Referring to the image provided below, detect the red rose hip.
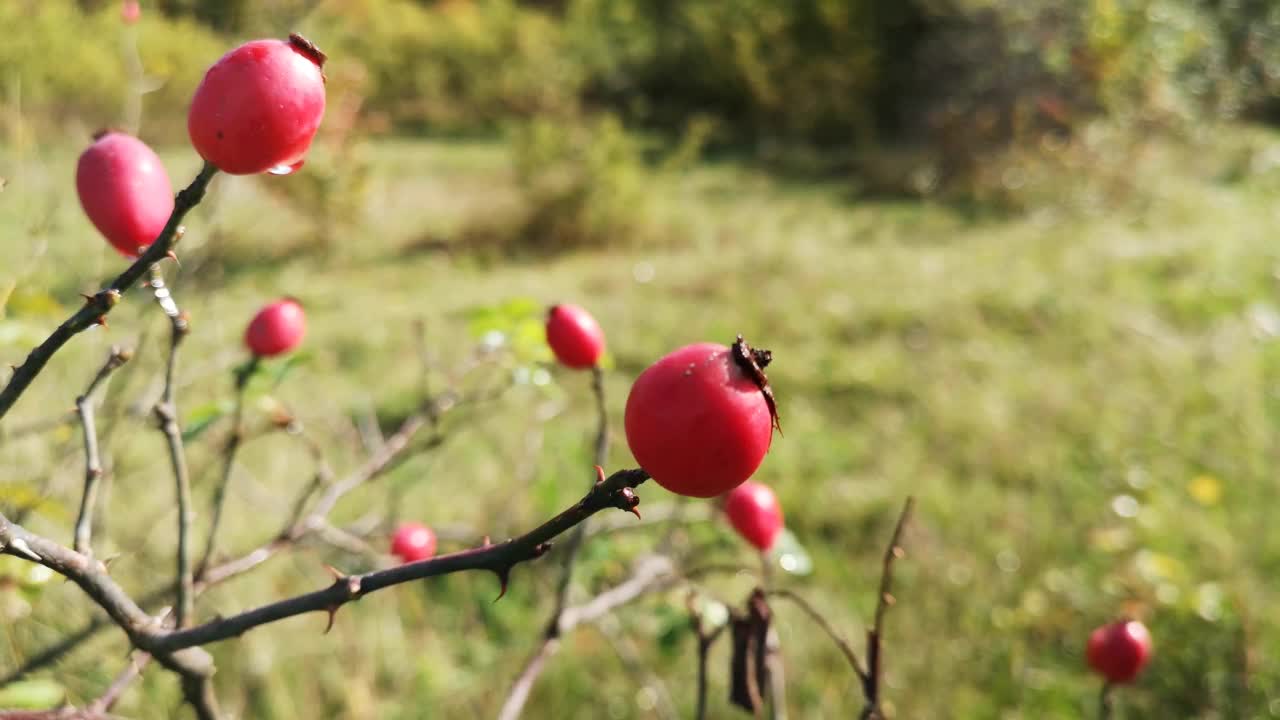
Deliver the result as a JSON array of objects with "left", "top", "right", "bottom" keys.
[
  {"left": 188, "top": 34, "right": 327, "bottom": 175},
  {"left": 76, "top": 132, "right": 175, "bottom": 258},
  {"left": 624, "top": 339, "right": 776, "bottom": 498},
  {"left": 120, "top": 0, "right": 140, "bottom": 24},
  {"left": 546, "top": 304, "right": 605, "bottom": 368},
  {"left": 1086, "top": 620, "right": 1152, "bottom": 684},
  {"left": 723, "top": 481, "right": 784, "bottom": 551},
  {"left": 244, "top": 298, "right": 306, "bottom": 357},
  {"left": 390, "top": 522, "right": 437, "bottom": 563}
]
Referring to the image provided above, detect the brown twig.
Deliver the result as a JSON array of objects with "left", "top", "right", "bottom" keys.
[
  {"left": 765, "top": 590, "right": 868, "bottom": 683},
  {"left": 0, "top": 161, "right": 217, "bottom": 422},
  {"left": 72, "top": 346, "right": 133, "bottom": 555},
  {"left": 147, "top": 468, "right": 649, "bottom": 654},
  {"left": 861, "top": 497, "right": 915, "bottom": 720},
  {"left": 498, "top": 364, "right": 610, "bottom": 720},
  {"left": 688, "top": 594, "right": 729, "bottom": 720}
]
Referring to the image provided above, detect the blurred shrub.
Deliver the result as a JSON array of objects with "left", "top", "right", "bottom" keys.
[
  {"left": 305, "top": 0, "right": 582, "bottom": 134},
  {"left": 0, "top": 0, "right": 223, "bottom": 143},
  {"left": 459, "top": 113, "right": 681, "bottom": 256},
  {"left": 880, "top": 0, "right": 1280, "bottom": 205},
  {"left": 564, "top": 0, "right": 919, "bottom": 146}
]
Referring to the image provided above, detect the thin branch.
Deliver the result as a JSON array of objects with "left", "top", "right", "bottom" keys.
[
  {"left": 0, "top": 161, "right": 217, "bottom": 422},
  {"left": 765, "top": 590, "right": 868, "bottom": 682},
  {"left": 689, "top": 596, "right": 728, "bottom": 720},
  {"left": 196, "top": 357, "right": 258, "bottom": 576},
  {"left": 147, "top": 468, "right": 649, "bottom": 654},
  {"left": 153, "top": 315, "right": 194, "bottom": 629},
  {"left": 766, "top": 625, "right": 788, "bottom": 720},
  {"left": 498, "top": 364, "right": 611, "bottom": 720},
  {"left": 497, "top": 639, "right": 559, "bottom": 720},
  {"left": 1099, "top": 681, "right": 1114, "bottom": 720},
  {"left": 497, "top": 555, "right": 674, "bottom": 720},
  {"left": 73, "top": 346, "right": 133, "bottom": 554},
  {"left": 861, "top": 497, "right": 915, "bottom": 720},
  {"left": 0, "top": 616, "right": 111, "bottom": 686},
  {"left": 86, "top": 652, "right": 151, "bottom": 714}
]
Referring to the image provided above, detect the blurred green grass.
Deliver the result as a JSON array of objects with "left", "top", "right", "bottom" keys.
[{"left": 2, "top": 131, "right": 1280, "bottom": 719}]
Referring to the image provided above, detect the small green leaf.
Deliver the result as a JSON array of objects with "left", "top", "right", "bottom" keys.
[
  {"left": 182, "top": 400, "right": 233, "bottom": 442},
  {"left": 0, "top": 678, "right": 65, "bottom": 709}
]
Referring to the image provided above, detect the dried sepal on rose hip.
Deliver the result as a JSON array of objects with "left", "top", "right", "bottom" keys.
[
  {"left": 723, "top": 480, "right": 784, "bottom": 551},
  {"left": 188, "top": 34, "right": 327, "bottom": 175},
  {"left": 1086, "top": 619, "right": 1152, "bottom": 684},
  {"left": 244, "top": 298, "right": 306, "bottom": 358},
  {"left": 76, "top": 131, "right": 175, "bottom": 258},
  {"left": 390, "top": 522, "right": 437, "bottom": 564},
  {"left": 545, "top": 303, "right": 606, "bottom": 369},
  {"left": 624, "top": 335, "right": 780, "bottom": 498}
]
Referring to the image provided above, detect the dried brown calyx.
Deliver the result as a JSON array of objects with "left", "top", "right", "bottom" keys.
[{"left": 731, "top": 334, "right": 781, "bottom": 435}]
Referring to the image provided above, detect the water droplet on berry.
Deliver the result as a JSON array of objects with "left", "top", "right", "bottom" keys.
[{"left": 267, "top": 159, "right": 305, "bottom": 176}]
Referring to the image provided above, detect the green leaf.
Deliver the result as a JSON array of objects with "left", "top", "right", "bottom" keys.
[
  {"left": 0, "top": 679, "right": 65, "bottom": 709},
  {"left": 182, "top": 400, "right": 233, "bottom": 443}
]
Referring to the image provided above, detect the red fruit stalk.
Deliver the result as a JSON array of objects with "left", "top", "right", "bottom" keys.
[
  {"left": 390, "top": 522, "right": 437, "bottom": 563},
  {"left": 188, "top": 34, "right": 327, "bottom": 175},
  {"left": 723, "top": 481, "right": 784, "bottom": 551},
  {"left": 545, "top": 304, "right": 605, "bottom": 369},
  {"left": 1086, "top": 620, "right": 1152, "bottom": 684},
  {"left": 76, "top": 132, "right": 175, "bottom": 258},
  {"left": 244, "top": 298, "right": 306, "bottom": 357},
  {"left": 624, "top": 336, "right": 778, "bottom": 498}
]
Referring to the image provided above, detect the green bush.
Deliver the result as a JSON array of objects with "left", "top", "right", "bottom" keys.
[
  {"left": 0, "top": 0, "right": 224, "bottom": 143},
  {"left": 565, "top": 0, "right": 916, "bottom": 145},
  {"left": 304, "top": 0, "right": 582, "bottom": 134},
  {"left": 458, "top": 113, "right": 674, "bottom": 255}
]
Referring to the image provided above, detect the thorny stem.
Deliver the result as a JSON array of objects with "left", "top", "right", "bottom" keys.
[
  {"left": 146, "top": 468, "right": 649, "bottom": 654},
  {"left": 73, "top": 346, "right": 132, "bottom": 554},
  {"left": 197, "top": 356, "right": 259, "bottom": 576},
  {"left": 498, "top": 364, "right": 610, "bottom": 720},
  {"left": 0, "top": 359, "right": 493, "bottom": 694},
  {"left": 0, "top": 161, "right": 217, "bottom": 422}
]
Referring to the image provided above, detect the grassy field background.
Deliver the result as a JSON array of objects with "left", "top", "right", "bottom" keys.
[{"left": 1, "top": 126, "right": 1279, "bottom": 718}]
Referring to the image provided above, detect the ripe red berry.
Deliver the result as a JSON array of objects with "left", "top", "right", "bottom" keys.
[
  {"left": 188, "top": 34, "right": 327, "bottom": 175},
  {"left": 546, "top": 304, "right": 605, "bottom": 369},
  {"left": 121, "top": 0, "right": 140, "bottom": 24},
  {"left": 1086, "top": 620, "right": 1152, "bottom": 684},
  {"left": 624, "top": 342, "right": 774, "bottom": 498},
  {"left": 390, "top": 522, "right": 437, "bottom": 564},
  {"left": 75, "top": 132, "right": 174, "bottom": 258},
  {"left": 244, "top": 298, "right": 306, "bottom": 357},
  {"left": 723, "top": 481, "right": 784, "bottom": 551}
]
